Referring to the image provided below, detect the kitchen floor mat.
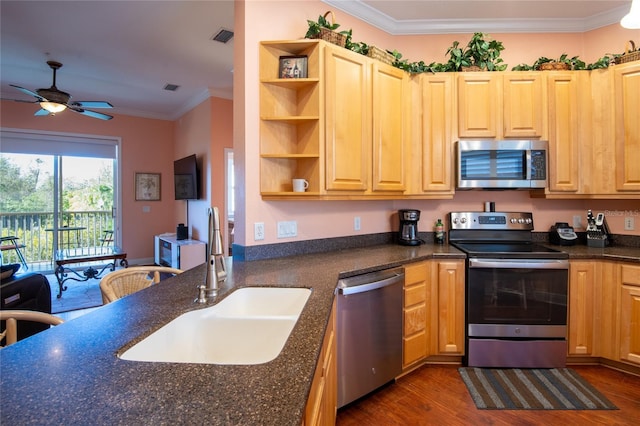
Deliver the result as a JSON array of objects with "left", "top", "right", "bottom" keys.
[{"left": 458, "top": 367, "right": 618, "bottom": 410}]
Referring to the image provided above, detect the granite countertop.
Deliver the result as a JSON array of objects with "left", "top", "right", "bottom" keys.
[
  {"left": 0, "top": 243, "right": 463, "bottom": 426},
  {"left": 2, "top": 241, "right": 638, "bottom": 425},
  {"left": 553, "top": 243, "right": 640, "bottom": 264}
]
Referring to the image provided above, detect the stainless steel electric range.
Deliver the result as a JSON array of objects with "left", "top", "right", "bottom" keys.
[{"left": 449, "top": 211, "right": 569, "bottom": 368}]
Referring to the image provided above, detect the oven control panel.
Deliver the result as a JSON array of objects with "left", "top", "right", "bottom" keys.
[{"left": 449, "top": 212, "right": 534, "bottom": 230}]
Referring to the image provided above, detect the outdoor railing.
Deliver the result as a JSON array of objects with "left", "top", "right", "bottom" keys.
[{"left": 0, "top": 211, "right": 114, "bottom": 267}]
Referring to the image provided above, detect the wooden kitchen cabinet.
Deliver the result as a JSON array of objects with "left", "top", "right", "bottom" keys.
[
  {"left": 619, "top": 263, "right": 640, "bottom": 365},
  {"left": 402, "top": 259, "right": 465, "bottom": 367},
  {"left": 545, "top": 72, "right": 586, "bottom": 194},
  {"left": 502, "top": 72, "right": 545, "bottom": 138},
  {"left": 593, "top": 261, "right": 620, "bottom": 360},
  {"left": 402, "top": 261, "right": 429, "bottom": 369},
  {"left": 457, "top": 72, "right": 499, "bottom": 138},
  {"left": 457, "top": 72, "right": 544, "bottom": 140},
  {"left": 407, "top": 73, "right": 455, "bottom": 196},
  {"left": 551, "top": 64, "right": 640, "bottom": 199},
  {"left": 590, "top": 260, "right": 640, "bottom": 367},
  {"left": 304, "top": 299, "right": 337, "bottom": 426},
  {"left": 613, "top": 61, "right": 640, "bottom": 192},
  {"left": 324, "top": 43, "right": 407, "bottom": 195},
  {"left": 259, "top": 40, "right": 322, "bottom": 197},
  {"left": 371, "top": 61, "right": 408, "bottom": 192},
  {"left": 568, "top": 261, "right": 595, "bottom": 356},
  {"left": 324, "top": 44, "right": 369, "bottom": 192},
  {"left": 431, "top": 260, "right": 465, "bottom": 356}
]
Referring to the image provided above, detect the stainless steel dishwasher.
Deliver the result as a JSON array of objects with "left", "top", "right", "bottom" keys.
[{"left": 336, "top": 267, "right": 404, "bottom": 408}]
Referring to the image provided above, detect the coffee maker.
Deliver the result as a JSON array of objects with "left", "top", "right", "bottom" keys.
[{"left": 398, "top": 209, "right": 421, "bottom": 246}]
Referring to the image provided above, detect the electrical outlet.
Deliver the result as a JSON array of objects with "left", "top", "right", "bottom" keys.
[
  {"left": 254, "top": 222, "right": 265, "bottom": 240},
  {"left": 277, "top": 221, "right": 297, "bottom": 238},
  {"left": 573, "top": 215, "right": 582, "bottom": 229},
  {"left": 354, "top": 216, "right": 361, "bottom": 231},
  {"left": 625, "top": 217, "right": 635, "bottom": 231}
]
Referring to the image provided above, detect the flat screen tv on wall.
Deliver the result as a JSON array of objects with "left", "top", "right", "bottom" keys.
[{"left": 174, "top": 154, "right": 200, "bottom": 200}]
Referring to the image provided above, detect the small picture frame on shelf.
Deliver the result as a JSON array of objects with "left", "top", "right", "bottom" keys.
[
  {"left": 135, "top": 172, "right": 161, "bottom": 201},
  {"left": 279, "top": 55, "right": 308, "bottom": 79}
]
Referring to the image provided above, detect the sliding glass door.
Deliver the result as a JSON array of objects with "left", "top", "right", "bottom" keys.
[{"left": 0, "top": 129, "right": 119, "bottom": 270}]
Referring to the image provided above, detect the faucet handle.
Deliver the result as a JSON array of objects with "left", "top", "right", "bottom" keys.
[
  {"left": 215, "top": 254, "right": 227, "bottom": 281},
  {"left": 195, "top": 285, "right": 207, "bottom": 304}
]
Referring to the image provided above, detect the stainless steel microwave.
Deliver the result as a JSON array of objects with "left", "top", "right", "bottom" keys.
[{"left": 457, "top": 140, "right": 548, "bottom": 190}]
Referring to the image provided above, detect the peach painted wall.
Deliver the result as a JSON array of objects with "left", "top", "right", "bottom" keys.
[
  {"left": 1, "top": 100, "right": 176, "bottom": 262},
  {"left": 235, "top": 0, "right": 640, "bottom": 249},
  {"left": 173, "top": 98, "right": 212, "bottom": 243},
  {"left": 173, "top": 96, "right": 234, "bottom": 246},
  {"left": 211, "top": 96, "right": 234, "bottom": 246}
]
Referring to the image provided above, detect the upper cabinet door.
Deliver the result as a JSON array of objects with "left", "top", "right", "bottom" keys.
[
  {"left": 420, "top": 74, "right": 454, "bottom": 193},
  {"left": 324, "top": 46, "right": 370, "bottom": 192},
  {"left": 457, "top": 72, "right": 544, "bottom": 140},
  {"left": 503, "top": 72, "right": 545, "bottom": 138},
  {"left": 371, "top": 62, "right": 407, "bottom": 192},
  {"left": 614, "top": 62, "right": 640, "bottom": 192},
  {"left": 546, "top": 72, "right": 582, "bottom": 193},
  {"left": 457, "top": 73, "right": 499, "bottom": 138}
]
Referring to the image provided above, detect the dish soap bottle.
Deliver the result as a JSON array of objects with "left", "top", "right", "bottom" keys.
[{"left": 435, "top": 219, "right": 445, "bottom": 244}]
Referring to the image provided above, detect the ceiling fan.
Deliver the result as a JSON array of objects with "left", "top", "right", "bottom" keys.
[{"left": 8, "top": 60, "right": 114, "bottom": 120}]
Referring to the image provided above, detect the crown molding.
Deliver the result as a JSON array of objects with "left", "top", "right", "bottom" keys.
[
  {"left": 323, "top": 0, "right": 630, "bottom": 34},
  {"left": 108, "top": 87, "right": 232, "bottom": 121}
]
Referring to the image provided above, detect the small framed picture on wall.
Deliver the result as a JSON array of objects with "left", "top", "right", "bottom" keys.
[
  {"left": 135, "top": 172, "right": 161, "bottom": 201},
  {"left": 279, "top": 55, "right": 308, "bottom": 79}
]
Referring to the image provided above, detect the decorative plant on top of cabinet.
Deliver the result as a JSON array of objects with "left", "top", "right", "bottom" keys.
[{"left": 445, "top": 32, "right": 507, "bottom": 72}]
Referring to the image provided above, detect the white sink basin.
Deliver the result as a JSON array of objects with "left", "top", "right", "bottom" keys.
[{"left": 120, "top": 287, "right": 311, "bottom": 365}]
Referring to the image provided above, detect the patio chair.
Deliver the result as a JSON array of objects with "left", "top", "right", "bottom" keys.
[
  {"left": 0, "top": 310, "right": 64, "bottom": 347},
  {"left": 0, "top": 236, "right": 28, "bottom": 271},
  {"left": 99, "top": 266, "right": 183, "bottom": 304},
  {"left": 99, "top": 230, "right": 114, "bottom": 246}
]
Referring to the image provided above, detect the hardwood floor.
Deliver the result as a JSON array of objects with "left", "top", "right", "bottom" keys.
[{"left": 336, "top": 365, "right": 640, "bottom": 425}]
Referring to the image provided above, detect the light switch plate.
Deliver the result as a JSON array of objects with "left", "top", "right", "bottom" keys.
[
  {"left": 277, "top": 221, "right": 297, "bottom": 238},
  {"left": 625, "top": 217, "right": 635, "bottom": 231},
  {"left": 254, "top": 222, "right": 265, "bottom": 240}
]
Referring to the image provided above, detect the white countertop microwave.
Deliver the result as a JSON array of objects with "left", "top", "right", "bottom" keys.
[{"left": 456, "top": 140, "right": 548, "bottom": 190}]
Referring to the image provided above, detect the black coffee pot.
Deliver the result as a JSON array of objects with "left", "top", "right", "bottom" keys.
[{"left": 398, "top": 209, "right": 421, "bottom": 246}]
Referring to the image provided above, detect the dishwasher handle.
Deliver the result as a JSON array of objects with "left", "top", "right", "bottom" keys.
[{"left": 337, "top": 269, "right": 404, "bottom": 296}]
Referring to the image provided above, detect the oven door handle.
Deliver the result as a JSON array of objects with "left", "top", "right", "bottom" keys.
[{"left": 468, "top": 259, "right": 569, "bottom": 269}]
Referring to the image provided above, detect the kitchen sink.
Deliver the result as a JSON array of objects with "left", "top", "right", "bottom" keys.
[{"left": 119, "top": 287, "right": 311, "bottom": 365}]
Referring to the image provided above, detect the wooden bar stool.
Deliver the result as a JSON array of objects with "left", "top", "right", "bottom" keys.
[{"left": 0, "top": 236, "right": 28, "bottom": 271}]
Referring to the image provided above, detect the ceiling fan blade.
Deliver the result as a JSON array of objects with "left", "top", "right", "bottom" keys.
[
  {"left": 69, "top": 106, "right": 113, "bottom": 121},
  {"left": 10, "top": 84, "right": 45, "bottom": 101},
  {"left": 1, "top": 97, "right": 38, "bottom": 104},
  {"left": 71, "top": 101, "right": 113, "bottom": 109}
]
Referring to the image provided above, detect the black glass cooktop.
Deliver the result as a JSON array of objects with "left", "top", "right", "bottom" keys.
[{"left": 451, "top": 242, "right": 568, "bottom": 259}]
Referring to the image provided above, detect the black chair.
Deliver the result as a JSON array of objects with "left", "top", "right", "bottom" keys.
[{"left": 0, "top": 273, "right": 53, "bottom": 342}]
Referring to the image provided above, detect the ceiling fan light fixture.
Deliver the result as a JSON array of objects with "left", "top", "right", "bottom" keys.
[
  {"left": 621, "top": 0, "right": 640, "bottom": 29},
  {"left": 40, "top": 101, "right": 67, "bottom": 113}
]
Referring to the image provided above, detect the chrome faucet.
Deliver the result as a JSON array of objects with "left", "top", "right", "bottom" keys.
[{"left": 199, "top": 206, "right": 227, "bottom": 303}]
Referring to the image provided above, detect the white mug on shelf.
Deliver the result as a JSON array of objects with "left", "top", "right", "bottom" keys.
[{"left": 292, "top": 179, "right": 309, "bottom": 192}]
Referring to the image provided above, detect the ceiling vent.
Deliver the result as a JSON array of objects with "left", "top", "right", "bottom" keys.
[
  {"left": 163, "top": 84, "right": 180, "bottom": 92},
  {"left": 212, "top": 28, "right": 234, "bottom": 44}
]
